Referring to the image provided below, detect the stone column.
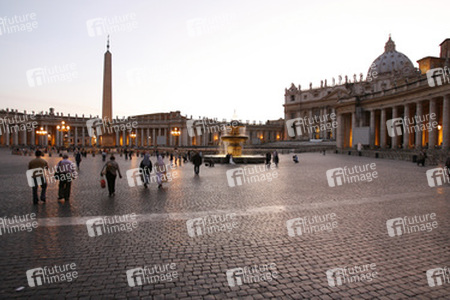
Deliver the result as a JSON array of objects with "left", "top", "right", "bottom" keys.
[
  {"left": 146, "top": 128, "right": 150, "bottom": 147},
  {"left": 116, "top": 131, "right": 120, "bottom": 146},
  {"left": 82, "top": 126, "right": 85, "bottom": 146},
  {"left": 122, "top": 130, "right": 126, "bottom": 147},
  {"left": 44, "top": 125, "right": 49, "bottom": 146},
  {"left": 319, "top": 108, "right": 324, "bottom": 139},
  {"left": 415, "top": 101, "right": 423, "bottom": 149},
  {"left": 351, "top": 112, "right": 356, "bottom": 148},
  {"left": 74, "top": 126, "right": 78, "bottom": 147},
  {"left": 31, "top": 127, "right": 35, "bottom": 146},
  {"left": 428, "top": 99, "right": 437, "bottom": 149},
  {"left": 331, "top": 108, "right": 336, "bottom": 140},
  {"left": 369, "top": 110, "right": 375, "bottom": 148},
  {"left": 336, "top": 114, "right": 344, "bottom": 149},
  {"left": 403, "top": 104, "right": 410, "bottom": 149},
  {"left": 391, "top": 106, "right": 398, "bottom": 149},
  {"left": 359, "top": 111, "right": 364, "bottom": 127},
  {"left": 443, "top": 94, "right": 450, "bottom": 150},
  {"left": 141, "top": 128, "right": 144, "bottom": 147},
  {"left": 5, "top": 126, "right": 10, "bottom": 146},
  {"left": 157, "top": 128, "right": 161, "bottom": 146},
  {"left": 13, "top": 130, "right": 18, "bottom": 145},
  {"left": 380, "top": 108, "right": 386, "bottom": 149},
  {"left": 67, "top": 128, "right": 71, "bottom": 146},
  {"left": 308, "top": 109, "right": 313, "bottom": 140},
  {"left": 22, "top": 129, "right": 27, "bottom": 146},
  {"left": 169, "top": 127, "right": 173, "bottom": 146},
  {"left": 153, "top": 128, "right": 156, "bottom": 146}
]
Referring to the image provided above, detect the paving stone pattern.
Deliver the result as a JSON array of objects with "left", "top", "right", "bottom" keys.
[{"left": 0, "top": 149, "right": 449, "bottom": 299}]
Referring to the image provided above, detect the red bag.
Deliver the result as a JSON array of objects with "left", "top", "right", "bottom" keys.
[{"left": 100, "top": 179, "right": 106, "bottom": 188}]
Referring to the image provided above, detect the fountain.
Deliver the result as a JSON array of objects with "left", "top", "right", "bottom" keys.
[
  {"left": 203, "top": 115, "right": 265, "bottom": 164},
  {"left": 221, "top": 120, "right": 248, "bottom": 157}
]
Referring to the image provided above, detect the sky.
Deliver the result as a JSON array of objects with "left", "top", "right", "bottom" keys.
[{"left": 0, "top": 0, "right": 449, "bottom": 122}]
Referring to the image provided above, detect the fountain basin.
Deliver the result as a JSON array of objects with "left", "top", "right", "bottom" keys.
[{"left": 203, "top": 154, "right": 265, "bottom": 164}]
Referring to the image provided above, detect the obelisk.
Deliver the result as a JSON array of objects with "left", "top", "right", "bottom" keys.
[{"left": 101, "top": 35, "right": 115, "bottom": 147}]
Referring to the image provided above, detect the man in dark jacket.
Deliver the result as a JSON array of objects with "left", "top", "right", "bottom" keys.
[
  {"left": 192, "top": 152, "right": 202, "bottom": 175},
  {"left": 265, "top": 152, "right": 272, "bottom": 167}
]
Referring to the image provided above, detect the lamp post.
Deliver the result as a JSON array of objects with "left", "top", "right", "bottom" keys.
[
  {"left": 56, "top": 121, "right": 70, "bottom": 148},
  {"left": 36, "top": 127, "right": 47, "bottom": 146},
  {"left": 130, "top": 132, "right": 136, "bottom": 147},
  {"left": 171, "top": 127, "right": 181, "bottom": 146}
]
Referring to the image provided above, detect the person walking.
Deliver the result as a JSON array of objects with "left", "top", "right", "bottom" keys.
[
  {"left": 56, "top": 154, "right": 77, "bottom": 203},
  {"left": 192, "top": 152, "right": 202, "bottom": 175},
  {"left": 417, "top": 150, "right": 427, "bottom": 167},
  {"left": 101, "top": 155, "right": 122, "bottom": 196},
  {"left": 140, "top": 153, "right": 153, "bottom": 188},
  {"left": 273, "top": 150, "right": 279, "bottom": 167},
  {"left": 154, "top": 155, "right": 166, "bottom": 188},
  {"left": 265, "top": 152, "right": 272, "bottom": 167},
  {"left": 75, "top": 150, "right": 82, "bottom": 170},
  {"left": 169, "top": 153, "right": 174, "bottom": 166},
  {"left": 102, "top": 149, "right": 107, "bottom": 162},
  {"left": 28, "top": 150, "right": 48, "bottom": 204}
]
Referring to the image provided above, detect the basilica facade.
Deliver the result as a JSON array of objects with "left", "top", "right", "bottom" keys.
[{"left": 284, "top": 37, "right": 450, "bottom": 151}]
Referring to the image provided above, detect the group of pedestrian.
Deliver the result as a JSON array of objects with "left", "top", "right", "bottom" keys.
[
  {"left": 265, "top": 150, "right": 279, "bottom": 167},
  {"left": 27, "top": 147, "right": 450, "bottom": 204},
  {"left": 28, "top": 150, "right": 77, "bottom": 204}
]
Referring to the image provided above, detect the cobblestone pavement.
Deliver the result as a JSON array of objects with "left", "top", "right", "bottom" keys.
[{"left": 0, "top": 149, "right": 449, "bottom": 299}]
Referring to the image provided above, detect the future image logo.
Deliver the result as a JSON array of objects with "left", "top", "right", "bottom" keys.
[
  {"left": 186, "top": 213, "right": 238, "bottom": 238},
  {"left": 26, "top": 263, "right": 78, "bottom": 288},
  {"left": 226, "top": 164, "right": 278, "bottom": 187},
  {"left": 426, "top": 67, "right": 449, "bottom": 87},
  {"left": 386, "top": 213, "right": 438, "bottom": 237},
  {"left": 286, "top": 213, "right": 337, "bottom": 236},
  {"left": 126, "top": 264, "right": 178, "bottom": 287},
  {"left": 326, "top": 263, "right": 378, "bottom": 287},
  {"left": 426, "top": 167, "right": 450, "bottom": 187},
  {"left": 86, "top": 13, "right": 138, "bottom": 37},
  {"left": 0, "top": 13, "right": 38, "bottom": 36},
  {"left": 326, "top": 163, "right": 378, "bottom": 187},
  {"left": 226, "top": 263, "right": 278, "bottom": 287},
  {"left": 86, "top": 214, "right": 138, "bottom": 237},
  {"left": 26, "top": 63, "right": 78, "bottom": 87},
  {"left": 285, "top": 113, "right": 337, "bottom": 138},
  {"left": 386, "top": 113, "right": 438, "bottom": 138},
  {"left": 426, "top": 267, "right": 450, "bottom": 287}
]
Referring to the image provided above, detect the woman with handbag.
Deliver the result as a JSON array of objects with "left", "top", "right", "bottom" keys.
[{"left": 101, "top": 155, "right": 122, "bottom": 196}]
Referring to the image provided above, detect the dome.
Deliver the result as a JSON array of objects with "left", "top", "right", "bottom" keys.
[{"left": 368, "top": 36, "right": 415, "bottom": 78}]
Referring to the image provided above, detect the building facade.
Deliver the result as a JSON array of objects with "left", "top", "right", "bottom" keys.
[
  {"left": 0, "top": 108, "right": 284, "bottom": 148},
  {"left": 284, "top": 37, "right": 450, "bottom": 151}
]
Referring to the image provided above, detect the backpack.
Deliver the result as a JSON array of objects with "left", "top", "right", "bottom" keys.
[{"left": 105, "top": 162, "right": 115, "bottom": 174}]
